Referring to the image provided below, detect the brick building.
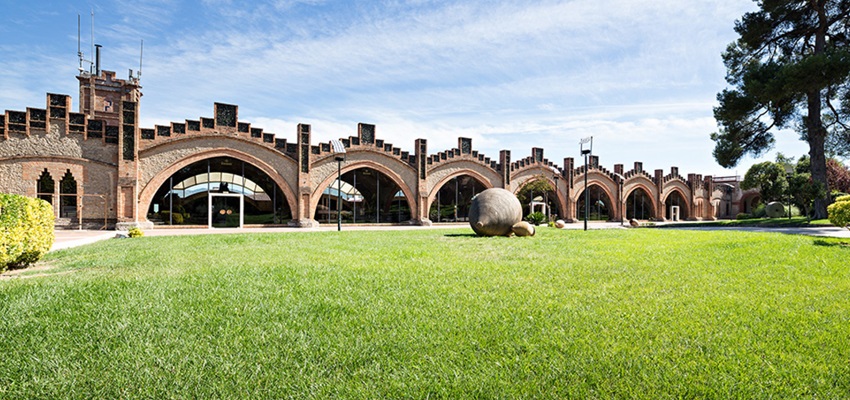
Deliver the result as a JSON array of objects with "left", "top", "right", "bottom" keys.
[{"left": 0, "top": 66, "right": 754, "bottom": 229}]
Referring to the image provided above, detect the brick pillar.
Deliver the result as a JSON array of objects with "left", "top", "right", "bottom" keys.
[
  {"left": 705, "top": 175, "right": 716, "bottom": 220},
  {"left": 499, "top": 150, "right": 511, "bottom": 190},
  {"left": 117, "top": 100, "right": 141, "bottom": 227},
  {"left": 293, "top": 123, "right": 318, "bottom": 227},
  {"left": 564, "top": 157, "right": 575, "bottom": 222},
  {"left": 687, "top": 174, "right": 698, "bottom": 220},
  {"left": 655, "top": 169, "right": 664, "bottom": 220},
  {"left": 415, "top": 138, "right": 431, "bottom": 225}
]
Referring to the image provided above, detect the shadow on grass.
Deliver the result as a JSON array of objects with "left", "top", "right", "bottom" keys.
[
  {"left": 443, "top": 233, "right": 481, "bottom": 238},
  {"left": 813, "top": 238, "right": 850, "bottom": 248}
]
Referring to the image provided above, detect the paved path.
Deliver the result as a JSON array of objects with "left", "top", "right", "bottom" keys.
[{"left": 51, "top": 221, "right": 848, "bottom": 251}]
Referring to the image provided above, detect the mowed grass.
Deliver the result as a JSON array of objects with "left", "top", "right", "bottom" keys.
[{"left": 1, "top": 228, "right": 849, "bottom": 398}]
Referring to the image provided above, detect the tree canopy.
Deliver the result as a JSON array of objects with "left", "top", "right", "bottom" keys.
[
  {"left": 712, "top": 0, "right": 850, "bottom": 218},
  {"left": 740, "top": 161, "right": 789, "bottom": 202}
]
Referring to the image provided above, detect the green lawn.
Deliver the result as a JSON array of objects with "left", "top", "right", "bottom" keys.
[
  {"left": 667, "top": 216, "right": 833, "bottom": 228},
  {"left": 1, "top": 228, "right": 848, "bottom": 398}
]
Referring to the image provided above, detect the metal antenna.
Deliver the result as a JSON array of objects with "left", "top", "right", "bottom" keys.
[
  {"left": 90, "top": 10, "right": 94, "bottom": 74},
  {"left": 77, "top": 14, "right": 82, "bottom": 73},
  {"left": 138, "top": 39, "right": 144, "bottom": 80}
]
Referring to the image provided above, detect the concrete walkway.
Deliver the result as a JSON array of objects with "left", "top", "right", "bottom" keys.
[{"left": 50, "top": 221, "right": 849, "bottom": 251}]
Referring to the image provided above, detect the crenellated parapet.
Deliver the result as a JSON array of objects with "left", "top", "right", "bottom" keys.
[
  {"left": 1, "top": 93, "right": 117, "bottom": 145},
  {"left": 427, "top": 137, "right": 499, "bottom": 173}
]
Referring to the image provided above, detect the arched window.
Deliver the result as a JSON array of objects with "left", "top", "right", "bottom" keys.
[
  {"left": 626, "top": 188, "right": 653, "bottom": 220},
  {"left": 37, "top": 169, "right": 54, "bottom": 205},
  {"left": 576, "top": 185, "right": 612, "bottom": 221},
  {"left": 59, "top": 170, "right": 77, "bottom": 218},
  {"left": 318, "top": 167, "right": 412, "bottom": 224},
  {"left": 429, "top": 175, "right": 487, "bottom": 223}
]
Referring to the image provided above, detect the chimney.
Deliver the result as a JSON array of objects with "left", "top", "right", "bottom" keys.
[{"left": 95, "top": 44, "right": 102, "bottom": 76}]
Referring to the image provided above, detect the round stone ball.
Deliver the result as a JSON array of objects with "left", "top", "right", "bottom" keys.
[
  {"left": 469, "top": 188, "right": 523, "bottom": 237},
  {"left": 554, "top": 219, "right": 566, "bottom": 229},
  {"left": 512, "top": 221, "right": 536, "bottom": 237}
]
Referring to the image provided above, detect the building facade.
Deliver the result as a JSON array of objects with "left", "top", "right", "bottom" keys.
[{"left": 0, "top": 69, "right": 754, "bottom": 229}]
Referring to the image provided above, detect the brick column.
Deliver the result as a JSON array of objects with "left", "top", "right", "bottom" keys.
[{"left": 293, "top": 123, "right": 319, "bottom": 227}]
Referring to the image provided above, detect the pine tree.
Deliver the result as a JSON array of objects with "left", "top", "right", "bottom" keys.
[{"left": 712, "top": 0, "right": 850, "bottom": 218}]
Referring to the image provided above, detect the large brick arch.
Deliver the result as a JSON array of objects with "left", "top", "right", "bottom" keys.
[
  {"left": 572, "top": 171, "right": 618, "bottom": 203},
  {"left": 137, "top": 147, "right": 298, "bottom": 222},
  {"left": 623, "top": 182, "right": 658, "bottom": 218},
  {"left": 309, "top": 158, "right": 418, "bottom": 221},
  {"left": 425, "top": 169, "right": 494, "bottom": 215},
  {"left": 426, "top": 160, "right": 501, "bottom": 194},
  {"left": 512, "top": 172, "right": 566, "bottom": 219},
  {"left": 661, "top": 182, "right": 692, "bottom": 220}
]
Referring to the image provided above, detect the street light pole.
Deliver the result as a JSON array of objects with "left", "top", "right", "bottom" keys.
[{"left": 580, "top": 136, "right": 593, "bottom": 231}]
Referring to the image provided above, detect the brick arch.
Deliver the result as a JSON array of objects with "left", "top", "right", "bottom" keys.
[
  {"left": 623, "top": 183, "right": 658, "bottom": 219},
  {"left": 309, "top": 159, "right": 418, "bottom": 221},
  {"left": 573, "top": 181, "right": 617, "bottom": 221},
  {"left": 572, "top": 171, "right": 618, "bottom": 203},
  {"left": 512, "top": 174, "right": 566, "bottom": 219},
  {"left": 137, "top": 148, "right": 298, "bottom": 222},
  {"left": 425, "top": 170, "right": 494, "bottom": 215},
  {"left": 661, "top": 185, "right": 692, "bottom": 220},
  {"left": 426, "top": 160, "right": 502, "bottom": 194}
]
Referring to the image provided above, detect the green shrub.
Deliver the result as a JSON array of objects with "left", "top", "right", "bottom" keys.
[
  {"left": 736, "top": 213, "right": 752, "bottom": 220},
  {"left": 127, "top": 227, "right": 144, "bottom": 238},
  {"left": 828, "top": 195, "right": 850, "bottom": 230},
  {"left": 526, "top": 212, "right": 546, "bottom": 226},
  {"left": 0, "top": 194, "right": 54, "bottom": 272}
]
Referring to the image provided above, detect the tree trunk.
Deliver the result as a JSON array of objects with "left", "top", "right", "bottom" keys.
[{"left": 809, "top": 0, "right": 831, "bottom": 220}]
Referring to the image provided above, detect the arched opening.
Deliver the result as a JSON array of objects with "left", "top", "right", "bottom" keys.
[
  {"left": 576, "top": 184, "right": 612, "bottom": 221},
  {"left": 145, "top": 156, "right": 292, "bottom": 227},
  {"left": 429, "top": 174, "right": 488, "bottom": 223},
  {"left": 317, "top": 167, "right": 411, "bottom": 224},
  {"left": 37, "top": 169, "right": 54, "bottom": 205},
  {"left": 665, "top": 190, "right": 689, "bottom": 220},
  {"left": 743, "top": 194, "right": 761, "bottom": 214},
  {"left": 626, "top": 187, "right": 653, "bottom": 220},
  {"left": 59, "top": 170, "right": 77, "bottom": 219},
  {"left": 517, "top": 177, "right": 561, "bottom": 221}
]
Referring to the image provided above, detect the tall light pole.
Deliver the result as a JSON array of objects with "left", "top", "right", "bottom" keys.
[
  {"left": 331, "top": 140, "right": 347, "bottom": 231},
  {"left": 580, "top": 136, "right": 593, "bottom": 231}
]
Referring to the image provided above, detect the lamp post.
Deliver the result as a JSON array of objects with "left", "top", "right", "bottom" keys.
[
  {"left": 580, "top": 136, "right": 593, "bottom": 231},
  {"left": 784, "top": 164, "right": 794, "bottom": 220},
  {"left": 331, "top": 140, "right": 347, "bottom": 231}
]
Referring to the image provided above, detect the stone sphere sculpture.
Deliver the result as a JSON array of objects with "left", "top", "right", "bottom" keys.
[
  {"left": 554, "top": 219, "right": 566, "bottom": 229},
  {"left": 765, "top": 201, "right": 786, "bottom": 218},
  {"left": 469, "top": 188, "right": 523, "bottom": 236}
]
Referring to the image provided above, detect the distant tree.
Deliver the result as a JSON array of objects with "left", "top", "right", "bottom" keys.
[
  {"left": 711, "top": 0, "right": 850, "bottom": 219},
  {"left": 827, "top": 157, "right": 850, "bottom": 193},
  {"left": 789, "top": 172, "right": 826, "bottom": 220},
  {"left": 741, "top": 161, "right": 789, "bottom": 202}
]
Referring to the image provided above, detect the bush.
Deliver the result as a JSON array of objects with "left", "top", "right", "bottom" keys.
[
  {"left": 736, "top": 213, "right": 752, "bottom": 220},
  {"left": 1, "top": 194, "right": 54, "bottom": 272},
  {"left": 526, "top": 212, "right": 546, "bottom": 226},
  {"left": 128, "top": 227, "right": 144, "bottom": 238},
  {"left": 828, "top": 195, "right": 850, "bottom": 230}
]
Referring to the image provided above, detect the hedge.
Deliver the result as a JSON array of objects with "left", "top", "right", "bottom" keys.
[
  {"left": 828, "top": 195, "right": 850, "bottom": 231},
  {"left": 0, "top": 194, "right": 55, "bottom": 272}
]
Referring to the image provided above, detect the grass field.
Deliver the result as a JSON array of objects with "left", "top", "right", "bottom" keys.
[{"left": 1, "top": 228, "right": 849, "bottom": 398}]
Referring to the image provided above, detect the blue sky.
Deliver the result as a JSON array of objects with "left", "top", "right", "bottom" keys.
[{"left": 0, "top": 0, "right": 807, "bottom": 177}]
